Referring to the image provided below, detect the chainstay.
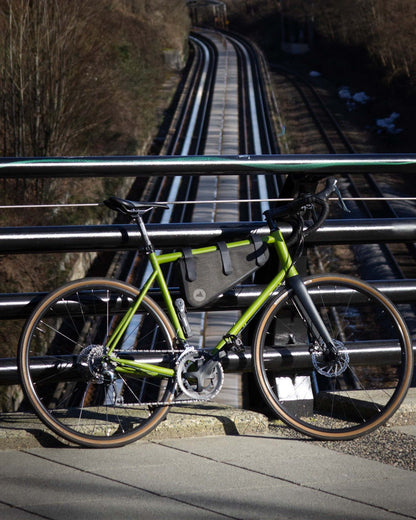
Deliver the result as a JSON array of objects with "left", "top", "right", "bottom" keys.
[{"left": 111, "top": 348, "right": 217, "bottom": 406}]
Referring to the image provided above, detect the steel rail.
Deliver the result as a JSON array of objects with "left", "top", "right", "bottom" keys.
[
  {"left": 0, "top": 218, "right": 415, "bottom": 254},
  {"left": 229, "top": 33, "right": 271, "bottom": 214},
  {"left": 2, "top": 279, "right": 416, "bottom": 321},
  {"left": 163, "top": 37, "right": 205, "bottom": 156},
  {"left": 1, "top": 339, "right": 414, "bottom": 386}
]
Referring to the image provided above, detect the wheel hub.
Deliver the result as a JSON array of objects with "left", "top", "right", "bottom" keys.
[
  {"left": 311, "top": 340, "right": 350, "bottom": 377},
  {"left": 78, "top": 344, "right": 110, "bottom": 383}
]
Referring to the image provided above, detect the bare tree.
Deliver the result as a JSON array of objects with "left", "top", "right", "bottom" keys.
[
  {"left": 292, "top": 0, "right": 415, "bottom": 86},
  {"left": 0, "top": 0, "right": 108, "bottom": 160}
]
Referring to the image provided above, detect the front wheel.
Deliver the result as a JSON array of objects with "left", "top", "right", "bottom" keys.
[
  {"left": 18, "top": 278, "right": 177, "bottom": 448},
  {"left": 253, "top": 274, "right": 413, "bottom": 440}
]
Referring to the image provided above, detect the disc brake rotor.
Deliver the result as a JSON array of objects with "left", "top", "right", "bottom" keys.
[{"left": 311, "top": 340, "right": 350, "bottom": 377}]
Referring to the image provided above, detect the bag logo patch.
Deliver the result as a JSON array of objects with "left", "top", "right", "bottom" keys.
[{"left": 192, "top": 288, "right": 207, "bottom": 303}]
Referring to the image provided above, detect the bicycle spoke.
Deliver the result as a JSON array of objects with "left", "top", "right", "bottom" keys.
[
  {"left": 19, "top": 279, "right": 177, "bottom": 447},
  {"left": 254, "top": 275, "right": 412, "bottom": 440}
]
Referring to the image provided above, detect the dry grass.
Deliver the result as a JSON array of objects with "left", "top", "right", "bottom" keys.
[{"left": 0, "top": 1, "right": 191, "bottom": 383}]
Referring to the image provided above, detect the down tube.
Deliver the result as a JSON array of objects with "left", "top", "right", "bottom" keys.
[{"left": 213, "top": 232, "right": 295, "bottom": 353}]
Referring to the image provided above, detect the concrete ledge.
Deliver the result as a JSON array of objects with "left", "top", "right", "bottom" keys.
[
  {"left": 148, "top": 404, "right": 269, "bottom": 440},
  {"left": 0, "top": 403, "right": 269, "bottom": 450},
  {"left": 387, "top": 387, "right": 416, "bottom": 427},
  {"left": 1, "top": 390, "right": 415, "bottom": 450}
]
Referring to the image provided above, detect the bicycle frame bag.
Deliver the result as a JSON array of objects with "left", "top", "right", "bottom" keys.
[{"left": 178, "top": 236, "right": 269, "bottom": 308}]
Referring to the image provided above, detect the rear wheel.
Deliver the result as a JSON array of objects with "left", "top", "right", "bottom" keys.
[
  {"left": 18, "top": 278, "right": 177, "bottom": 448},
  {"left": 253, "top": 274, "right": 413, "bottom": 440}
]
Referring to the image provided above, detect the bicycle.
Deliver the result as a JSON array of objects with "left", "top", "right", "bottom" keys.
[{"left": 18, "top": 178, "right": 414, "bottom": 447}]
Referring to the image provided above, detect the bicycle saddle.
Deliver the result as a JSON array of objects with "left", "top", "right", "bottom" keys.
[{"left": 104, "top": 196, "right": 169, "bottom": 215}]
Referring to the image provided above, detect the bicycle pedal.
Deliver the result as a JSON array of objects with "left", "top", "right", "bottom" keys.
[{"left": 224, "top": 334, "right": 245, "bottom": 353}]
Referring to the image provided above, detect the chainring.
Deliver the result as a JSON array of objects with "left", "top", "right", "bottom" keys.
[{"left": 176, "top": 348, "right": 224, "bottom": 400}]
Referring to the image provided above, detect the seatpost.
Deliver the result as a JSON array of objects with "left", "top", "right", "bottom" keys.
[{"left": 133, "top": 211, "right": 154, "bottom": 254}]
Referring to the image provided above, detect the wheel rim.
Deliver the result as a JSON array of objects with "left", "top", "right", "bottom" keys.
[
  {"left": 255, "top": 276, "right": 412, "bottom": 439},
  {"left": 20, "top": 280, "right": 176, "bottom": 446}
]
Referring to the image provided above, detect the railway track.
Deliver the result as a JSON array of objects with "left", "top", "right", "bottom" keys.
[
  {"left": 272, "top": 64, "right": 416, "bottom": 333},
  {"left": 107, "top": 28, "right": 281, "bottom": 406},
  {"left": 120, "top": 29, "right": 280, "bottom": 281},
  {"left": 1, "top": 27, "right": 414, "bottom": 420}
]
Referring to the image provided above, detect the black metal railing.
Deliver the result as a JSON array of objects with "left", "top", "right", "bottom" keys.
[
  {"left": 1, "top": 153, "right": 416, "bottom": 178},
  {"left": 1, "top": 153, "right": 416, "bottom": 385},
  {"left": 1, "top": 218, "right": 416, "bottom": 254}
]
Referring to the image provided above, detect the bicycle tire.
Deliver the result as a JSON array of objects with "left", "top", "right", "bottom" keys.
[
  {"left": 18, "top": 278, "right": 177, "bottom": 448},
  {"left": 253, "top": 274, "right": 413, "bottom": 440}
]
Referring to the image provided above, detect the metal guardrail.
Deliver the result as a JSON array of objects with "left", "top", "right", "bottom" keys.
[
  {"left": 1, "top": 216, "right": 415, "bottom": 316},
  {"left": 0, "top": 339, "right": 405, "bottom": 386},
  {"left": 1, "top": 218, "right": 416, "bottom": 254},
  {"left": 1, "top": 153, "right": 416, "bottom": 253},
  {"left": 1, "top": 153, "right": 416, "bottom": 386},
  {"left": 1, "top": 280, "right": 416, "bottom": 321},
  {"left": 1, "top": 153, "right": 416, "bottom": 178}
]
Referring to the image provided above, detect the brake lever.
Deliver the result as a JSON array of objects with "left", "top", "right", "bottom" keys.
[{"left": 333, "top": 183, "right": 351, "bottom": 213}]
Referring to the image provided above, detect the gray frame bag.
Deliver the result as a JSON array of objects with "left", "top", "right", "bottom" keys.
[{"left": 178, "top": 236, "right": 269, "bottom": 308}]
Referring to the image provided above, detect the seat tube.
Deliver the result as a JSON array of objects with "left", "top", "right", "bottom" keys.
[
  {"left": 134, "top": 212, "right": 185, "bottom": 340},
  {"left": 148, "top": 248, "right": 185, "bottom": 341}
]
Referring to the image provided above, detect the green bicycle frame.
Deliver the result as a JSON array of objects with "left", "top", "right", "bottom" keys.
[{"left": 106, "top": 229, "right": 298, "bottom": 378}]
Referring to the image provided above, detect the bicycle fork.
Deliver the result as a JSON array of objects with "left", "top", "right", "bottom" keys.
[{"left": 286, "top": 274, "right": 336, "bottom": 354}]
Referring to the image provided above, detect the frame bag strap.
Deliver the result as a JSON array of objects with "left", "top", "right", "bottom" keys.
[
  {"left": 181, "top": 247, "right": 197, "bottom": 282},
  {"left": 217, "top": 241, "right": 233, "bottom": 276},
  {"left": 250, "top": 235, "right": 269, "bottom": 266}
]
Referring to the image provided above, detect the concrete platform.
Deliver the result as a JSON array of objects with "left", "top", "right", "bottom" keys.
[
  {"left": 0, "top": 415, "right": 415, "bottom": 520},
  {"left": 0, "top": 403, "right": 269, "bottom": 450},
  {"left": 0, "top": 391, "right": 415, "bottom": 519}
]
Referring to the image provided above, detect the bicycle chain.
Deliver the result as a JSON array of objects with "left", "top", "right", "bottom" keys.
[
  {"left": 110, "top": 397, "right": 208, "bottom": 408},
  {"left": 111, "top": 348, "right": 212, "bottom": 407}
]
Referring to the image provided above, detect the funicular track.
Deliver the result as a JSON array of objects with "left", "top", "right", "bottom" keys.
[
  {"left": 117, "top": 29, "right": 280, "bottom": 290},
  {"left": 88, "top": 28, "right": 282, "bottom": 407},
  {"left": 272, "top": 64, "right": 416, "bottom": 337},
  {"left": 1, "top": 29, "right": 415, "bottom": 413}
]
